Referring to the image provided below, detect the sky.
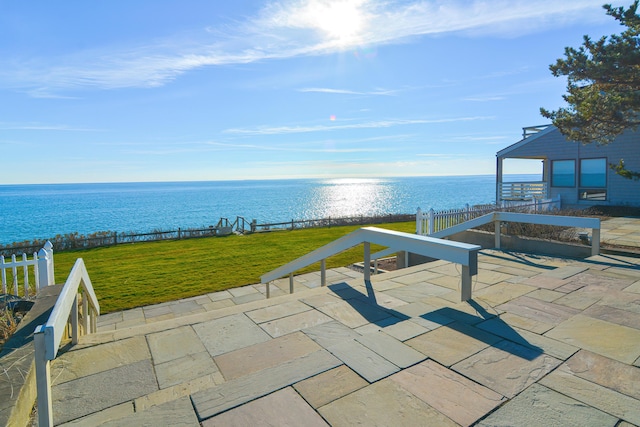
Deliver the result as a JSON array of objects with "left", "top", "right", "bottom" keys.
[{"left": 0, "top": 0, "right": 629, "bottom": 184}]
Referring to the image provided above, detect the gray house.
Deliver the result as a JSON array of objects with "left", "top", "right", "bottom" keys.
[{"left": 496, "top": 124, "right": 640, "bottom": 207}]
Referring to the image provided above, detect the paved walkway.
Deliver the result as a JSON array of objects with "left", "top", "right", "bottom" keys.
[
  {"left": 600, "top": 216, "right": 640, "bottom": 249},
  {"left": 49, "top": 238, "right": 640, "bottom": 425}
]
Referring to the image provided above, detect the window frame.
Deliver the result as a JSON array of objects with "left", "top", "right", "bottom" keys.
[
  {"left": 551, "top": 159, "right": 576, "bottom": 188},
  {"left": 578, "top": 157, "right": 607, "bottom": 201}
]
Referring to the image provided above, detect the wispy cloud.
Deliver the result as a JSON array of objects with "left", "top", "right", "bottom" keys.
[
  {"left": 0, "top": 122, "right": 102, "bottom": 132},
  {"left": 225, "top": 116, "right": 492, "bottom": 135},
  {"left": 298, "top": 87, "right": 397, "bottom": 96},
  {"left": 1, "top": 0, "right": 608, "bottom": 94}
]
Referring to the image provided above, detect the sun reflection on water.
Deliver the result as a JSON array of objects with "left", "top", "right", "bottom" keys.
[{"left": 305, "top": 178, "right": 399, "bottom": 218}]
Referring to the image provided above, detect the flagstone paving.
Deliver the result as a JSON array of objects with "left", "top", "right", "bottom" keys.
[{"left": 46, "top": 240, "right": 640, "bottom": 426}]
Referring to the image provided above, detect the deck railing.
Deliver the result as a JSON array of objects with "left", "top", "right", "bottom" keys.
[
  {"left": 417, "top": 196, "right": 561, "bottom": 236},
  {"left": 427, "top": 211, "right": 600, "bottom": 256},
  {"left": 34, "top": 258, "right": 100, "bottom": 427},
  {"left": 498, "top": 181, "right": 548, "bottom": 200},
  {"left": 0, "top": 241, "right": 54, "bottom": 297},
  {"left": 261, "top": 226, "right": 480, "bottom": 301}
]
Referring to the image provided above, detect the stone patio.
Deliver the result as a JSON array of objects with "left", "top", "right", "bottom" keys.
[{"left": 45, "top": 246, "right": 640, "bottom": 426}]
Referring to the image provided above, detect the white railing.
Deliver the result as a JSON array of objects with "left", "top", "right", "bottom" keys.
[
  {"left": 261, "top": 226, "right": 481, "bottom": 302},
  {"left": 0, "top": 241, "right": 54, "bottom": 297},
  {"left": 417, "top": 196, "right": 561, "bottom": 236},
  {"left": 427, "top": 211, "right": 600, "bottom": 257},
  {"left": 498, "top": 181, "right": 548, "bottom": 200},
  {"left": 34, "top": 258, "right": 100, "bottom": 427}
]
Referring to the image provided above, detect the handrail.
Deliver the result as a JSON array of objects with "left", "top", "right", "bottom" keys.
[
  {"left": 429, "top": 211, "right": 600, "bottom": 256},
  {"left": 34, "top": 258, "right": 100, "bottom": 427},
  {"left": 261, "top": 226, "right": 480, "bottom": 300}
]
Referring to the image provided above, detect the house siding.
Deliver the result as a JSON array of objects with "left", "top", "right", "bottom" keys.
[{"left": 498, "top": 127, "right": 640, "bottom": 207}]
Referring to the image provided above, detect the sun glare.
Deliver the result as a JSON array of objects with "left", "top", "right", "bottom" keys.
[{"left": 308, "top": 0, "right": 365, "bottom": 45}]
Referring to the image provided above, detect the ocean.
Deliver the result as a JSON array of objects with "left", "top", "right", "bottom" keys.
[{"left": 0, "top": 174, "right": 538, "bottom": 245}]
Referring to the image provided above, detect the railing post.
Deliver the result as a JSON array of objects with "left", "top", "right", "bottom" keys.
[
  {"left": 428, "top": 208, "right": 435, "bottom": 235},
  {"left": 37, "top": 247, "right": 50, "bottom": 290},
  {"left": 43, "top": 241, "right": 54, "bottom": 286},
  {"left": 71, "top": 294, "right": 79, "bottom": 345},
  {"left": 321, "top": 259, "right": 326, "bottom": 286},
  {"left": 416, "top": 208, "right": 422, "bottom": 235},
  {"left": 461, "top": 265, "right": 472, "bottom": 301},
  {"left": 35, "top": 326, "right": 53, "bottom": 427},
  {"left": 494, "top": 220, "right": 501, "bottom": 249},
  {"left": 592, "top": 227, "right": 600, "bottom": 256},
  {"left": 289, "top": 273, "right": 294, "bottom": 294},
  {"left": 364, "top": 242, "right": 371, "bottom": 282}
]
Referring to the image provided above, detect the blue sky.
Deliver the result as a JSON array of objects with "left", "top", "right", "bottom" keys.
[{"left": 0, "top": 0, "right": 626, "bottom": 184}]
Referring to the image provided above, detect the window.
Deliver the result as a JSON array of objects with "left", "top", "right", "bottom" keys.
[
  {"left": 551, "top": 160, "right": 575, "bottom": 187},
  {"left": 579, "top": 158, "right": 607, "bottom": 200}
]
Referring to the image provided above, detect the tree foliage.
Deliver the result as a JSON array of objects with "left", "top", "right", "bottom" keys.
[{"left": 541, "top": 1, "right": 640, "bottom": 145}]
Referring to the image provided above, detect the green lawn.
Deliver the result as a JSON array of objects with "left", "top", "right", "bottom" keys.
[{"left": 53, "top": 222, "right": 415, "bottom": 313}]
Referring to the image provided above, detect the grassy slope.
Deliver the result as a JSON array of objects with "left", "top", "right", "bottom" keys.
[{"left": 53, "top": 222, "right": 415, "bottom": 313}]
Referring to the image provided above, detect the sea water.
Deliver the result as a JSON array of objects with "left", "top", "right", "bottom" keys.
[{"left": 0, "top": 174, "right": 538, "bottom": 245}]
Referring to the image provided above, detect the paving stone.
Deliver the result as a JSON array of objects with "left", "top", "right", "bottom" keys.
[
  {"left": 526, "top": 288, "right": 564, "bottom": 302},
  {"left": 202, "top": 387, "right": 328, "bottom": 427},
  {"left": 202, "top": 299, "right": 236, "bottom": 311},
  {"left": 562, "top": 350, "right": 640, "bottom": 400},
  {"left": 541, "top": 265, "right": 589, "bottom": 279},
  {"left": 406, "top": 321, "right": 501, "bottom": 367},
  {"left": 57, "top": 402, "right": 134, "bottom": 427},
  {"left": 245, "top": 300, "right": 311, "bottom": 323},
  {"left": 477, "top": 383, "right": 618, "bottom": 427},
  {"left": 582, "top": 303, "right": 640, "bottom": 330},
  {"left": 259, "top": 309, "right": 333, "bottom": 338},
  {"left": 388, "top": 270, "right": 444, "bottom": 285},
  {"left": 192, "top": 349, "right": 341, "bottom": 420},
  {"left": 390, "top": 359, "right": 505, "bottom": 426},
  {"left": 101, "top": 396, "right": 199, "bottom": 427},
  {"left": 428, "top": 274, "right": 464, "bottom": 290},
  {"left": 477, "top": 317, "right": 578, "bottom": 360},
  {"left": 497, "top": 295, "right": 580, "bottom": 325},
  {"left": 155, "top": 351, "right": 219, "bottom": 389},
  {"left": 371, "top": 292, "right": 410, "bottom": 309},
  {"left": 522, "top": 275, "right": 567, "bottom": 290},
  {"left": 476, "top": 270, "right": 518, "bottom": 285},
  {"left": 453, "top": 340, "right": 562, "bottom": 398},
  {"left": 545, "top": 314, "right": 640, "bottom": 364},
  {"left": 232, "top": 293, "right": 265, "bottom": 305},
  {"left": 303, "top": 320, "right": 361, "bottom": 348},
  {"left": 318, "top": 379, "right": 458, "bottom": 426},
  {"left": 143, "top": 304, "right": 173, "bottom": 318},
  {"left": 625, "top": 280, "right": 640, "bottom": 293},
  {"left": 327, "top": 339, "right": 399, "bottom": 382},
  {"left": 384, "top": 282, "right": 451, "bottom": 302},
  {"left": 228, "top": 286, "right": 260, "bottom": 298},
  {"left": 540, "top": 365, "right": 640, "bottom": 425},
  {"left": 214, "top": 332, "right": 321, "bottom": 380},
  {"left": 121, "top": 308, "right": 145, "bottom": 321},
  {"left": 207, "top": 290, "right": 232, "bottom": 302},
  {"left": 473, "top": 281, "right": 537, "bottom": 305},
  {"left": 355, "top": 331, "right": 426, "bottom": 368},
  {"left": 300, "top": 293, "right": 342, "bottom": 308},
  {"left": 52, "top": 336, "right": 150, "bottom": 385},
  {"left": 146, "top": 325, "right": 206, "bottom": 365},
  {"left": 134, "top": 373, "right": 224, "bottom": 411},
  {"left": 193, "top": 313, "right": 271, "bottom": 357},
  {"left": 170, "top": 300, "right": 203, "bottom": 315},
  {"left": 52, "top": 360, "right": 158, "bottom": 425},
  {"left": 293, "top": 365, "right": 368, "bottom": 408},
  {"left": 315, "top": 299, "right": 390, "bottom": 328},
  {"left": 498, "top": 312, "right": 554, "bottom": 334},
  {"left": 382, "top": 319, "right": 430, "bottom": 341}
]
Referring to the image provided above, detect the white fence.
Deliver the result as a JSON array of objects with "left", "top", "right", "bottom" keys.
[
  {"left": 0, "top": 241, "right": 54, "bottom": 297},
  {"left": 417, "top": 196, "right": 561, "bottom": 236}
]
